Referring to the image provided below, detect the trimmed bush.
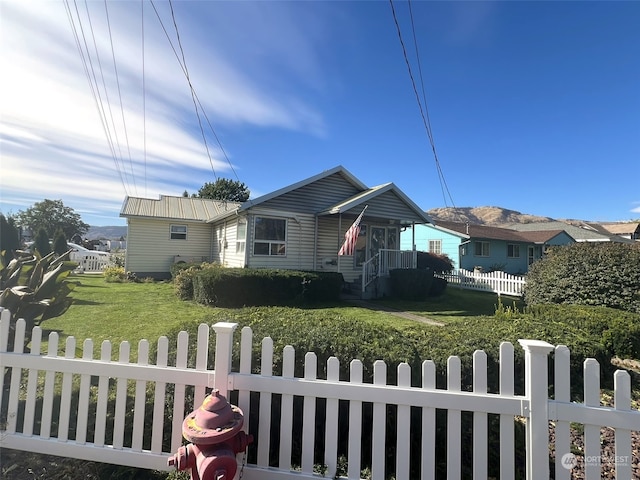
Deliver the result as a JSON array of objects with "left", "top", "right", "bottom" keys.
[
  {"left": 170, "top": 260, "right": 203, "bottom": 279},
  {"left": 524, "top": 242, "right": 640, "bottom": 313},
  {"left": 191, "top": 268, "right": 343, "bottom": 306},
  {"left": 416, "top": 251, "right": 454, "bottom": 273},
  {"left": 389, "top": 268, "right": 433, "bottom": 300},
  {"left": 429, "top": 276, "right": 448, "bottom": 297}
]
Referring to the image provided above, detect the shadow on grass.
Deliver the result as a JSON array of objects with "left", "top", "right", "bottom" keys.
[
  {"left": 371, "top": 287, "right": 524, "bottom": 319},
  {"left": 72, "top": 299, "right": 103, "bottom": 306}
]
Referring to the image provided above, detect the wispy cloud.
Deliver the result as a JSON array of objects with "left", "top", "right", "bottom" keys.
[{"left": 0, "top": 1, "right": 329, "bottom": 223}]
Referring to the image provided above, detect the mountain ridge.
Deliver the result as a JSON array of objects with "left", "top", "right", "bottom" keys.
[{"left": 426, "top": 206, "right": 581, "bottom": 226}]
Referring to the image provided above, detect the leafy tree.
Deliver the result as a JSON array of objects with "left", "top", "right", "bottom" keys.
[
  {"left": 523, "top": 242, "right": 640, "bottom": 313},
  {"left": 195, "top": 178, "right": 250, "bottom": 202},
  {"left": 0, "top": 214, "right": 20, "bottom": 259},
  {"left": 14, "top": 199, "right": 89, "bottom": 239},
  {"left": 33, "top": 227, "right": 51, "bottom": 256},
  {"left": 52, "top": 227, "right": 69, "bottom": 255}
]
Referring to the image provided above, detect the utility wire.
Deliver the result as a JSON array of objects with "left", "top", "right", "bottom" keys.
[
  {"left": 83, "top": 0, "right": 133, "bottom": 195},
  {"left": 141, "top": 0, "right": 147, "bottom": 196},
  {"left": 104, "top": 0, "right": 137, "bottom": 195},
  {"left": 149, "top": 0, "right": 243, "bottom": 185},
  {"left": 167, "top": 0, "right": 217, "bottom": 180},
  {"left": 389, "top": 0, "right": 456, "bottom": 208},
  {"left": 64, "top": 0, "right": 129, "bottom": 196}
]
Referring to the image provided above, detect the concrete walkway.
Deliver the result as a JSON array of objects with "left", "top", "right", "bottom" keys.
[{"left": 342, "top": 298, "right": 444, "bottom": 326}]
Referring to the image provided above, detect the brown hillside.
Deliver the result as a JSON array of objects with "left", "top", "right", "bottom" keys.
[{"left": 426, "top": 206, "right": 554, "bottom": 226}]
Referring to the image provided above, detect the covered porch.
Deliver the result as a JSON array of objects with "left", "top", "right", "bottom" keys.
[{"left": 315, "top": 183, "right": 432, "bottom": 299}]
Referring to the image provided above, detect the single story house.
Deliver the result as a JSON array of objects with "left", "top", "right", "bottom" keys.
[
  {"left": 505, "top": 221, "right": 636, "bottom": 243},
  {"left": 586, "top": 222, "right": 640, "bottom": 242},
  {"left": 120, "top": 166, "right": 432, "bottom": 297},
  {"left": 401, "top": 221, "right": 574, "bottom": 275}
]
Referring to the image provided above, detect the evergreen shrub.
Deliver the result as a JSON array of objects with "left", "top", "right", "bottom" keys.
[
  {"left": 524, "top": 242, "right": 640, "bottom": 313},
  {"left": 191, "top": 268, "right": 343, "bottom": 306},
  {"left": 389, "top": 268, "right": 433, "bottom": 300}
]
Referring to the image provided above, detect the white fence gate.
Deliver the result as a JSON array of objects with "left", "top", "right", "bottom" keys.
[
  {"left": 1, "top": 309, "right": 639, "bottom": 480},
  {"left": 442, "top": 268, "right": 526, "bottom": 296}
]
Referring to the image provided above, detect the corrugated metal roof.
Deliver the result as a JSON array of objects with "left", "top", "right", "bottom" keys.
[{"left": 120, "top": 195, "right": 241, "bottom": 222}]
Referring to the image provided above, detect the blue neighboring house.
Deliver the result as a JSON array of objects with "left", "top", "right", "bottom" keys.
[{"left": 401, "top": 221, "right": 575, "bottom": 275}]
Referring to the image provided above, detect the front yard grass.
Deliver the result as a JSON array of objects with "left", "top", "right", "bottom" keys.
[
  {"left": 373, "top": 287, "right": 523, "bottom": 323},
  {"left": 43, "top": 273, "right": 471, "bottom": 353}
]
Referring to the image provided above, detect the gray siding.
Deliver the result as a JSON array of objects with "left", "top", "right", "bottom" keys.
[
  {"left": 125, "top": 218, "right": 213, "bottom": 277},
  {"left": 245, "top": 209, "right": 316, "bottom": 271},
  {"left": 353, "top": 190, "right": 425, "bottom": 223},
  {"left": 257, "top": 172, "right": 362, "bottom": 213}
]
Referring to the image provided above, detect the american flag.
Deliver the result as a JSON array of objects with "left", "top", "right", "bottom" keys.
[{"left": 338, "top": 206, "right": 367, "bottom": 256}]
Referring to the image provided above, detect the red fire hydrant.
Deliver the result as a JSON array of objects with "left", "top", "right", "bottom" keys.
[{"left": 168, "top": 389, "right": 253, "bottom": 480}]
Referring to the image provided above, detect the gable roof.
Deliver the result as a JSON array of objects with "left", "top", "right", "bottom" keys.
[
  {"left": 239, "top": 165, "right": 367, "bottom": 212},
  {"left": 505, "top": 221, "right": 633, "bottom": 243},
  {"left": 318, "top": 182, "right": 432, "bottom": 224},
  {"left": 120, "top": 195, "right": 240, "bottom": 222},
  {"left": 434, "top": 221, "right": 573, "bottom": 244},
  {"left": 592, "top": 222, "right": 640, "bottom": 236}
]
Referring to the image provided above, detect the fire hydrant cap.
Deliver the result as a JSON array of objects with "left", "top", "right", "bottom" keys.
[{"left": 182, "top": 390, "right": 244, "bottom": 444}]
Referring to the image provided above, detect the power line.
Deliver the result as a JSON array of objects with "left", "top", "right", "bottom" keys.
[
  {"left": 63, "top": 0, "right": 129, "bottom": 196},
  {"left": 389, "top": 0, "right": 456, "bottom": 209},
  {"left": 141, "top": 0, "right": 147, "bottom": 196},
  {"left": 149, "top": 0, "right": 243, "bottom": 185},
  {"left": 167, "top": 0, "right": 217, "bottom": 180},
  {"left": 104, "top": 0, "right": 137, "bottom": 196},
  {"left": 82, "top": 0, "right": 134, "bottom": 195}
]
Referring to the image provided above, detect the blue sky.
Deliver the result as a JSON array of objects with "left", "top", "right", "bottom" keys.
[{"left": 1, "top": 1, "right": 638, "bottom": 226}]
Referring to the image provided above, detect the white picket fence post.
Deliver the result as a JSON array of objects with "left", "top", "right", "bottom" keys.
[
  {"left": 520, "top": 339, "right": 555, "bottom": 480},
  {"left": 212, "top": 322, "right": 237, "bottom": 397}
]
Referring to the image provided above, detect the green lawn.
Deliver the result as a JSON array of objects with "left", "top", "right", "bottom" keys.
[
  {"left": 39, "top": 274, "right": 506, "bottom": 355},
  {"left": 373, "top": 288, "right": 523, "bottom": 323}
]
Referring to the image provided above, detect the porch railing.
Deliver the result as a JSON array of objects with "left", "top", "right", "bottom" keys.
[{"left": 361, "top": 249, "right": 416, "bottom": 292}]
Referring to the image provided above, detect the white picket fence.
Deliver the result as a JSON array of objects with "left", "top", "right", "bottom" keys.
[
  {"left": 69, "top": 252, "right": 111, "bottom": 273},
  {"left": 1, "top": 309, "right": 639, "bottom": 479},
  {"left": 442, "top": 268, "right": 526, "bottom": 296}
]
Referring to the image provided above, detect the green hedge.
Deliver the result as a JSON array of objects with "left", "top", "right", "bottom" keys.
[
  {"left": 524, "top": 242, "right": 640, "bottom": 313},
  {"left": 389, "top": 268, "right": 434, "bottom": 300},
  {"left": 190, "top": 268, "right": 343, "bottom": 306},
  {"left": 156, "top": 301, "right": 639, "bottom": 479}
]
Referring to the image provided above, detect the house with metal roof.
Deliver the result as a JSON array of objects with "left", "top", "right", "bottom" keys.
[
  {"left": 120, "top": 166, "right": 432, "bottom": 297},
  {"left": 401, "top": 221, "right": 574, "bottom": 275}
]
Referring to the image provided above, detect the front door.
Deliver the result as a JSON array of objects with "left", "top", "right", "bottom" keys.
[{"left": 354, "top": 224, "right": 399, "bottom": 266}]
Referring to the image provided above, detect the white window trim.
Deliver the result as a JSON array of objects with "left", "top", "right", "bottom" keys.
[
  {"left": 475, "top": 241, "right": 490, "bottom": 257},
  {"left": 429, "top": 239, "right": 442, "bottom": 255},
  {"left": 253, "top": 216, "right": 287, "bottom": 256},
  {"left": 170, "top": 224, "right": 187, "bottom": 240},
  {"left": 236, "top": 218, "right": 247, "bottom": 254}
]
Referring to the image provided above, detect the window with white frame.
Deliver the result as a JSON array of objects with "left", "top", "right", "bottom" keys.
[
  {"left": 253, "top": 217, "right": 286, "bottom": 256},
  {"left": 429, "top": 239, "right": 442, "bottom": 255},
  {"left": 474, "top": 241, "right": 490, "bottom": 257},
  {"left": 236, "top": 218, "right": 247, "bottom": 254},
  {"left": 507, "top": 244, "right": 520, "bottom": 258},
  {"left": 170, "top": 224, "right": 187, "bottom": 240}
]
